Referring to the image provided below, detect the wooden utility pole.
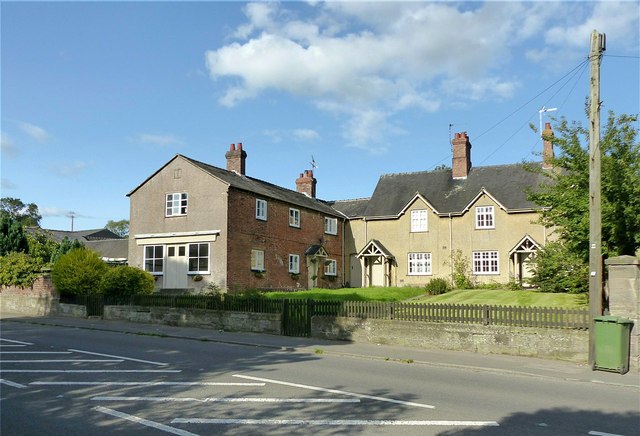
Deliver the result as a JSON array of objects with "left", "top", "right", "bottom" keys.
[{"left": 588, "top": 30, "right": 605, "bottom": 367}]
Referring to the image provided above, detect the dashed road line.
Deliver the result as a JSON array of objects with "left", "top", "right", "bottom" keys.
[
  {"left": 94, "top": 406, "right": 200, "bottom": 436},
  {"left": 1, "top": 369, "right": 181, "bottom": 373},
  {"left": 0, "top": 379, "right": 27, "bottom": 388},
  {"left": 588, "top": 431, "right": 625, "bottom": 436},
  {"left": 0, "top": 359, "right": 124, "bottom": 363},
  {"left": 91, "top": 396, "right": 361, "bottom": 403},
  {"left": 69, "top": 349, "right": 168, "bottom": 366},
  {"left": 0, "top": 351, "right": 72, "bottom": 354},
  {"left": 31, "top": 381, "right": 265, "bottom": 386},
  {"left": 171, "top": 418, "right": 499, "bottom": 427},
  {"left": 0, "top": 339, "right": 33, "bottom": 345},
  {"left": 233, "top": 374, "right": 435, "bottom": 409}
]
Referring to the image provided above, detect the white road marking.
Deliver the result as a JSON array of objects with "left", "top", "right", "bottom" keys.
[
  {"left": 93, "top": 406, "right": 199, "bottom": 436},
  {"left": 69, "top": 348, "right": 168, "bottom": 366},
  {"left": 1, "top": 369, "right": 181, "bottom": 373},
  {"left": 172, "top": 418, "right": 499, "bottom": 427},
  {"left": 233, "top": 374, "right": 435, "bottom": 409},
  {"left": 91, "top": 396, "right": 361, "bottom": 403},
  {"left": 0, "top": 359, "right": 123, "bottom": 363},
  {"left": 0, "top": 351, "right": 71, "bottom": 354},
  {"left": 0, "top": 379, "right": 27, "bottom": 388},
  {"left": 31, "top": 381, "right": 265, "bottom": 386},
  {"left": 0, "top": 345, "right": 27, "bottom": 347},
  {"left": 0, "top": 339, "right": 33, "bottom": 345},
  {"left": 589, "top": 431, "right": 625, "bottom": 436}
]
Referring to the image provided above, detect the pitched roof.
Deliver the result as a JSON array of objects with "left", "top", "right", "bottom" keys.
[
  {"left": 362, "top": 163, "right": 547, "bottom": 218},
  {"left": 25, "top": 227, "right": 123, "bottom": 243},
  {"left": 85, "top": 239, "right": 128, "bottom": 261},
  {"left": 328, "top": 198, "right": 370, "bottom": 218}
]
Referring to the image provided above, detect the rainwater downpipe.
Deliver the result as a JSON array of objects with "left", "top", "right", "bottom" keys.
[{"left": 449, "top": 213, "right": 453, "bottom": 278}]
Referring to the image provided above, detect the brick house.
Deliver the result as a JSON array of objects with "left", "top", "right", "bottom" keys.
[
  {"left": 127, "top": 144, "right": 344, "bottom": 293},
  {"left": 331, "top": 125, "right": 556, "bottom": 288}
]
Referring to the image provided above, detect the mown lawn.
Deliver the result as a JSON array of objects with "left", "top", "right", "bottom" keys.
[
  {"left": 413, "top": 289, "right": 588, "bottom": 308},
  {"left": 261, "top": 287, "right": 587, "bottom": 307},
  {"left": 261, "top": 287, "right": 424, "bottom": 302}
]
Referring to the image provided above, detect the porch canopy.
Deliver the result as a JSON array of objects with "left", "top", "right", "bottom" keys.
[{"left": 357, "top": 239, "right": 394, "bottom": 287}]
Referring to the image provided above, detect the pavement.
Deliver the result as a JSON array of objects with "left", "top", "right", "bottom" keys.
[{"left": 1, "top": 311, "right": 638, "bottom": 389}]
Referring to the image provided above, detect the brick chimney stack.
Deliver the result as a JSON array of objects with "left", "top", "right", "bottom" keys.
[
  {"left": 296, "top": 170, "right": 317, "bottom": 198},
  {"left": 452, "top": 132, "right": 472, "bottom": 179},
  {"left": 225, "top": 142, "right": 247, "bottom": 175},
  {"left": 542, "top": 122, "right": 555, "bottom": 170}
]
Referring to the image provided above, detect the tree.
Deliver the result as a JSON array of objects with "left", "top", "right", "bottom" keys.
[
  {"left": 26, "top": 231, "right": 59, "bottom": 265},
  {"left": 50, "top": 237, "right": 84, "bottom": 264},
  {"left": 528, "top": 111, "right": 640, "bottom": 260},
  {"left": 0, "top": 197, "right": 42, "bottom": 227},
  {"left": 105, "top": 219, "right": 129, "bottom": 238},
  {"left": 526, "top": 112, "right": 640, "bottom": 293},
  {"left": 0, "top": 215, "right": 29, "bottom": 256}
]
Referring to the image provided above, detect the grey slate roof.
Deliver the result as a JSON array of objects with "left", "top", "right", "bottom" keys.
[
  {"left": 25, "top": 227, "right": 123, "bottom": 243},
  {"left": 85, "top": 239, "right": 128, "bottom": 261},
  {"left": 361, "top": 163, "right": 547, "bottom": 218},
  {"left": 181, "top": 155, "right": 344, "bottom": 218},
  {"left": 329, "top": 198, "right": 370, "bottom": 218}
]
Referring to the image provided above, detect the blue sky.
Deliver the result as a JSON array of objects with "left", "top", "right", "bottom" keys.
[{"left": 2, "top": 1, "right": 639, "bottom": 231}]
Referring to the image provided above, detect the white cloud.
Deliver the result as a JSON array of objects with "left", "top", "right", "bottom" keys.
[
  {"left": 50, "top": 160, "right": 92, "bottom": 177},
  {"left": 1, "top": 178, "right": 17, "bottom": 190},
  {"left": 18, "top": 121, "right": 51, "bottom": 142},
  {"left": 206, "top": 2, "right": 637, "bottom": 152},
  {"left": 40, "top": 207, "right": 93, "bottom": 219},
  {"left": 293, "top": 128, "right": 320, "bottom": 141},
  {"left": 1, "top": 132, "right": 19, "bottom": 158},
  {"left": 136, "top": 133, "right": 185, "bottom": 147}
]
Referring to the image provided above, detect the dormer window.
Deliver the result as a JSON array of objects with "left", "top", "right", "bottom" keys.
[{"left": 166, "top": 193, "right": 188, "bottom": 217}]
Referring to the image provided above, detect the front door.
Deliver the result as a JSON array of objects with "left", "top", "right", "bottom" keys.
[
  {"left": 350, "top": 254, "right": 362, "bottom": 288},
  {"left": 165, "top": 245, "right": 188, "bottom": 288}
]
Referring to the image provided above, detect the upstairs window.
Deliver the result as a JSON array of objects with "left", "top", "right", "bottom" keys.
[
  {"left": 251, "top": 249, "right": 265, "bottom": 272},
  {"left": 256, "top": 199, "right": 267, "bottom": 221},
  {"left": 324, "top": 259, "right": 337, "bottom": 276},
  {"left": 475, "top": 206, "right": 495, "bottom": 229},
  {"left": 288, "top": 254, "right": 300, "bottom": 274},
  {"left": 324, "top": 217, "right": 338, "bottom": 235},
  {"left": 188, "top": 243, "right": 209, "bottom": 274},
  {"left": 410, "top": 209, "right": 428, "bottom": 232},
  {"left": 166, "top": 192, "right": 188, "bottom": 217},
  {"left": 289, "top": 208, "right": 300, "bottom": 228}
]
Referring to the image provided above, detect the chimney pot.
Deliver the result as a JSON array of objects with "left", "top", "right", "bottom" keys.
[
  {"left": 237, "top": 142, "right": 243, "bottom": 150},
  {"left": 229, "top": 143, "right": 235, "bottom": 151}
]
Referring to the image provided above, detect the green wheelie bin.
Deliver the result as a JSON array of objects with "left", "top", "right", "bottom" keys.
[{"left": 593, "top": 315, "right": 634, "bottom": 374}]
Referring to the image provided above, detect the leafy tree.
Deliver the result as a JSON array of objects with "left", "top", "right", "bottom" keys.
[
  {"left": 50, "top": 237, "right": 84, "bottom": 264},
  {"left": 528, "top": 112, "right": 640, "bottom": 259},
  {"left": 105, "top": 219, "right": 129, "bottom": 238},
  {"left": 0, "top": 215, "right": 29, "bottom": 256},
  {"left": 26, "top": 231, "right": 59, "bottom": 265},
  {"left": 51, "top": 248, "right": 108, "bottom": 295},
  {"left": 527, "top": 112, "right": 639, "bottom": 293},
  {"left": 0, "top": 252, "right": 44, "bottom": 287},
  {"left": 100, "top": 266, "right": 155, "bottom": 296},
  {"left": 0, "top": 197, "right": 41, "bottom": 227}
]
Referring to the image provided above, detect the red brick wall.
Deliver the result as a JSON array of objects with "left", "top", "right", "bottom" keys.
[
  {"left": 0, "top": 275, "right": 57, "bottom": 297},
  {"left": 226, "top": 189, "right": 343, "bottom": 291}
]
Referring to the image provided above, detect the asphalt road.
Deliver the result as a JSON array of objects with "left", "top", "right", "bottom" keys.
[{"left": 1, "top": 321, "right": 638, "bottom": 436}]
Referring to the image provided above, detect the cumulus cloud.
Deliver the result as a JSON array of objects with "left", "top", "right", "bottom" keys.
[
  {"left": 18, "top": 121, "right": 51, "bottom": 142},
  {"left": 1, "top": 132, "right": 19, "bottom": 158},
  {"left": 293, "top": 128, "right": 320, "bottom": 141},
  {"left": 136, "top": 133, "right": 185, "bottom": 147},
  {"left": 205, "top": 2, "right": 635, "bottom": 152},
  {"left": 50, "top": 160, "right": 92, "bottom": 177}
]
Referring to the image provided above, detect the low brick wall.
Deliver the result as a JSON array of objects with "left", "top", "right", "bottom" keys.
[
  {"left": 104, "top": 305, "right": 281, "bottom": 335},
  {"left": 1, "top": 275, "right": 58, "bottom": 316},
  {"left": 312, "top": 316, "right": 589, "bottom": 363}
]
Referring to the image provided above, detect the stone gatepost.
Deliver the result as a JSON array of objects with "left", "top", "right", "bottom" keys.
[{"left": 605, "top": 256, "right": 639, "bottom": 370}]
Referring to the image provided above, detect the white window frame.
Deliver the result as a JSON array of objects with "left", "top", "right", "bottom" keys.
[
  {"left": 324, "top": 259, "right": 337, "bottom": 276},
  {"left": 188, "top": 243, "right": 210, "bottom": 274},
  {"left": 408, "top": 252, "right": 432, "bottom": 275},
  {"left": 166, "top": 192, "right": 188, "bottom": 217},
  {"left": 324, "top": 217, "right": 338, "bottom": 235},
  {"left": 143, "top": 245, "right": 164, "bottom": 275},
  {"left": 256, "top": 199, "right": 267, "bottom": 221},
  {"left": 410, "top": 209, "right": 428, "bottom": 232},
  {"left": 251, "top": 249, "right": 265, "bottom": 272},
  {"left": 475, "top": 206, "right": 495, "bottom": 229},
  {"left": 473, "top": 251, "right": 499, "bottom": 275},
  {"left": 288, "top": 254, "right": 300, "bottom": 274},
  {"left": 289, "top": 208, "right": 300, "bottom": 228}
]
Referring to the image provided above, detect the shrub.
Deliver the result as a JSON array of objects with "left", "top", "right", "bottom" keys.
[
  {"left": 451, "top": 249, "right": 474, "bottom": 289},
  {"left": 100, "top": 266, "right": 155, "bottom": 296},
  {"left": 51, "top": 248, "right": 108, "bottom": 295},
  {"left": 50, "top": 237, "right": 84, "bottom": 264},
  {"left": 425, "top": 278, "right": 452, "bottom": 295},
  {"left": 0, "top": 252, "right": 43, "bottom": 287},
  {"left": 529, "top": 242, "right": 588, "bottom": 294}
]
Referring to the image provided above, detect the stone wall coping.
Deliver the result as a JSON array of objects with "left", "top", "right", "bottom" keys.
[{"left": 605, "top": 255, "right": 640, "bottom": 266}]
